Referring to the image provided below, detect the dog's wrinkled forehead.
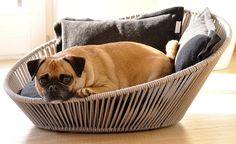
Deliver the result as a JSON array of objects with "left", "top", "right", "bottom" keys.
[
  {"left": 37, "top": 58, "right": 72, "bottom": 77},
  {"left": 27, "top": 56, "right": 85, "bottom": 79}
]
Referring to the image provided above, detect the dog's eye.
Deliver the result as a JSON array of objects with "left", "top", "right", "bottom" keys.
[
  {"left": 39, "top": 74, "right": 49, "bottom": 86},
  {"left": 59, "top": 74, "right": 72, "bottom": 84}
]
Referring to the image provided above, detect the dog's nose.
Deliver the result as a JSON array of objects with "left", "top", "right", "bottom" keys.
[{"left": 48, "top": 85, "right": 58, "bottom": 92}]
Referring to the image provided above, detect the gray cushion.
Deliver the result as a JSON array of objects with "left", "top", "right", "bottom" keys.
[
  {"left": 54, "top": 7, "right": 184, "bottom": 53},
  {"left": 178, "top": 7, "right": 215, "bottom": 48},
  {"left": 19, "top": 80, "right": 40, "bottom": 98},
  {"left": 175, "top": 8, "right": 221, "bottom": 71},
  {"left": 175, "top": 30, "right": 221, "bottom": 71}
]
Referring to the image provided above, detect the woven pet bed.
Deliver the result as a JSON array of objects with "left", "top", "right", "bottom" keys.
[{"left": 4, "top": 10, "right": 231, "bottom": 133}]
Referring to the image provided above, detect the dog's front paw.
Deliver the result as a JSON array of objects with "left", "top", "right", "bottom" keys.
[{"left": 76, "top": 88, "right": 96, "bottom": 98}]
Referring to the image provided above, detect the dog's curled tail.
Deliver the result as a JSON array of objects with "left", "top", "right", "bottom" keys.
[{"left": 165, "top": 40, "right": 179, "bottom": 60}]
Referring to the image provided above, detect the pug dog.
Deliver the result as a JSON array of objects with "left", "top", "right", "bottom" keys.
[{"left": 27, "top": 40, "right": 179, "bottom": 102}]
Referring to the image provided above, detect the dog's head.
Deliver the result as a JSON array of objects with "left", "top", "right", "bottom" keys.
[{"left": 27, "top": 56, "right": 85, "bottom": 102}]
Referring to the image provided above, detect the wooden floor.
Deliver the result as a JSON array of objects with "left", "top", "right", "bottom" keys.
[{"left": 0, "top": 52, "right": 236, "bottom": 144}]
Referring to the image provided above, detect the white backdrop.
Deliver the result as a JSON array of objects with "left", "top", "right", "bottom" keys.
[{"left": 0, "top": 0, "right": 46, "bottom": 59}]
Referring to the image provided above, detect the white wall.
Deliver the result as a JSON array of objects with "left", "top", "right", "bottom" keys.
[
  {"left": 54, "top": 0, "right": 160, "bottom": 20},
  {"left": 0, "top": 0, "right": 46, "bottom": 59}
]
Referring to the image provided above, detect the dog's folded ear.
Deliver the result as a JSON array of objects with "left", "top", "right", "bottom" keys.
[
  {"left": 27, "top": 59, "right": 45, "bottom": 79},
  {"left": 63, "top": 56, "right": 85, "bottom": 77}
]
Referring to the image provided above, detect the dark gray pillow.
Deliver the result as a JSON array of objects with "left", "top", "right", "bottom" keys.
[
  {"left": 54, "top": 7, "right": 184, "bottom": 52},
  {"left": 175, "top": 7, "right": 222, "bottom": 72},
  {"left": 175, "top": 30, "right": 221, "bottom": 71}
]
